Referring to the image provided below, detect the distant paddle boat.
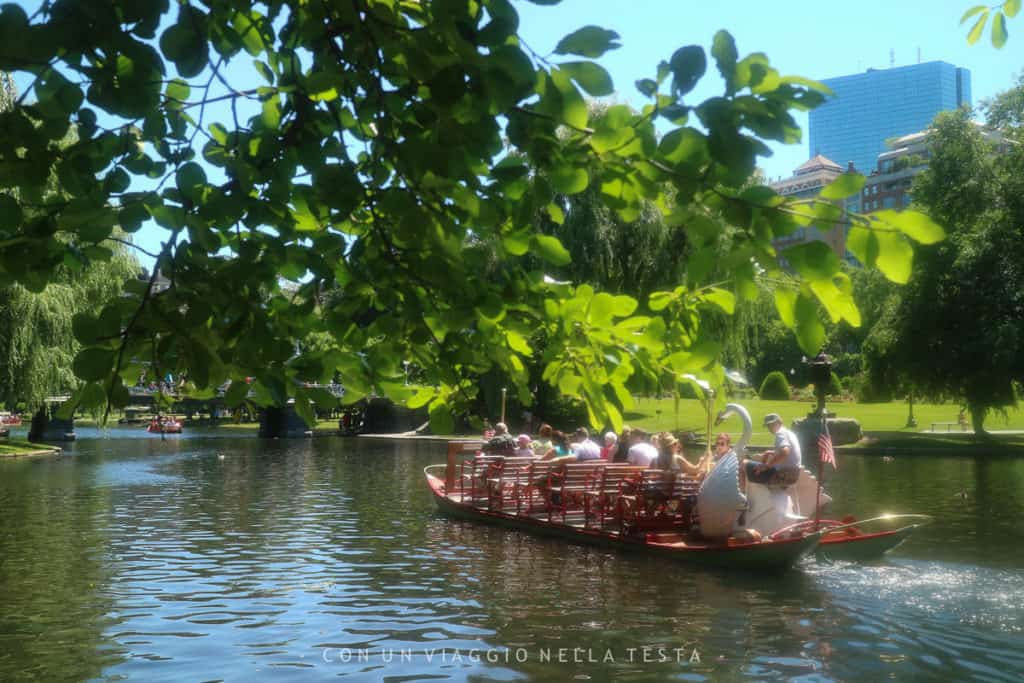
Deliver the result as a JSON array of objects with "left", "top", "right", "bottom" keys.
[
  {"left": 0, "top": 412, "right": 22, "bottom": 427},
  {"left": 147, "top": 417, "right": 183, "bottom": 434}
]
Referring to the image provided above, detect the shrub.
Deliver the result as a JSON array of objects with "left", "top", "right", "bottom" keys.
[
  {"left": 854, "top": 376, "right": 892, "bottom": 403},
  {"left": 827, "top": 371, "right": 843, "bottom": 396},
  {"left": 759, "top": 371, "right": 791, "bottom": 400}
]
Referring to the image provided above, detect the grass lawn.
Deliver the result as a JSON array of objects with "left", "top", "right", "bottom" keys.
[
  {"left": 623, "top": 397, "right": 1024, "bottom": 438},
  {"left": 0, "top": 439, "right": 58, "bottom": 456}
]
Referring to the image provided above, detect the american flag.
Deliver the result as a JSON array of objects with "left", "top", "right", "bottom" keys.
[{"left": 818, "top": 426, "right": 837, "bottom": 470}]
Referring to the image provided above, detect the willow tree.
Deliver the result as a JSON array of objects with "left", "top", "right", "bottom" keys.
[
  {"left": 0, "top": 73, "right": 138, "bottom": 410},
  {"left": 0, "top": 1, "right": 944, "bottom": 431}
]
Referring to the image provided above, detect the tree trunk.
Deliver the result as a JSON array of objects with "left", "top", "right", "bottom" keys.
[{"left": 968, "top": 402, "right": 988, "bottom": 439}]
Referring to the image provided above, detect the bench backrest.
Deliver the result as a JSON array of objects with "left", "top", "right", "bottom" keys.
[{"left": 594, "top": 464, "right": 647, "bottom": 493}]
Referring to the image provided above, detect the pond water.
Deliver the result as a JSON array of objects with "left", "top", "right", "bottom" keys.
[{"left": 1, "top": 428, "right": 1022, "bottom": 681}]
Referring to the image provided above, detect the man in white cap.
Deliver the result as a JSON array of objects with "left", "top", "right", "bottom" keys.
[{"left": 741, "top": 413, "right": 802, "bottom": 488}]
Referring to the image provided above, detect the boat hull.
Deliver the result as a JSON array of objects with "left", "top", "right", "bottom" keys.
[
  {"left": 426, "top": 473, "right": 818, "bottom": 572},
  {"left": 816, "top": 525, "right": 916, "bottom": 561}
]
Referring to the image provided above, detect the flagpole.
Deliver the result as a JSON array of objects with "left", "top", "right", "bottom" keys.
[{"left": 815, "top": 415, "right": 825, "bottom": 531}]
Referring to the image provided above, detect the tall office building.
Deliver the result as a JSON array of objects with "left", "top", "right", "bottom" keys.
[{"left": 809, "top": 61, "right": 971, "bottom": 174}]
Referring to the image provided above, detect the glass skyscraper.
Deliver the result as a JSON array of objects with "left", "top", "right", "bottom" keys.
[{"left": 808, "top": 61, "right": 971, "bottom": 174}]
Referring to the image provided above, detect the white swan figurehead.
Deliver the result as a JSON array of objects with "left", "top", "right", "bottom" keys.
[
  {"left": 715, "top": 403, "right": 752, "bottom": 457},
  {"left": 697, "top": 452, "right": 746, "bottom": 539}
]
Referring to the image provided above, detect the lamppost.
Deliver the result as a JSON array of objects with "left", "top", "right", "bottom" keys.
[{"left": 806, "top": 352, "right": 833, "bottom": 419}]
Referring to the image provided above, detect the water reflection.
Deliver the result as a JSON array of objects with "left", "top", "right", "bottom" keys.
[{"left": 0, "top": 431, "right": 1022, "bottom": 681}]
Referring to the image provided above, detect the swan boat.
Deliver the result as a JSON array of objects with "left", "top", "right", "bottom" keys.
[
  {"left": 425, "top": 442, "right": 822, "bottom": 572},
  {"left": 715, "top": 403, "right": 929, "bottom": 561},
  {"left": 146, "top": 417, "right": 183, "bottom": 434}
]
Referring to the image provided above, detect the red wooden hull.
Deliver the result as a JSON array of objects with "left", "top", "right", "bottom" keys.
[{"left": 425, "top": 471, "right": 820, "bottom": 572}]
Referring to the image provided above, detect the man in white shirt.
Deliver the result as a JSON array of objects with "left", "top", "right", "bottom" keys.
[
  {"left": 742, "top": 413, "right": 802, "bottom": 487},
  {"left": 626, "top": 430, "right": 658, "bottom": 467},
  {"left": 571, "top": 427, "right": 602, "bottom": 461}
]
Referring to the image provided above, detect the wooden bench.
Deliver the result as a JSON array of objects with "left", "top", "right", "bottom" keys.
[
  {"left": 514, "top": 460, "right": 558, "bottom": 516},
  {"left": 582, "top": 464, "right": 647, "bottom": 529},
  {"left": 459, "top": 454, "right": 505, "bottom": 506},
  {"left": 618, "top": 471, "right": 702, "bottom": 534},
  {"left": 547, "top": 462, "right": 604, "bottom": 524},
  {"left": 486, "top": 456, "right": 537, "bottom": 512},
  {"left": 931, "top": 421, "right": 966, "bottom": 432}
]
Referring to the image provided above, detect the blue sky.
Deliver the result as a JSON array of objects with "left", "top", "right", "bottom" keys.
[{"left": 515, "top": 0, "right": 1020, "bottom": 180}]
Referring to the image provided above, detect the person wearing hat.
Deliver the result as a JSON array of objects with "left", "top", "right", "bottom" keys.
[
  {"left": 514, "top": 434, "right": 536, "bottom": 458},
  {"left": 741, "top": 413, "right": 802, "bottom": 489}
]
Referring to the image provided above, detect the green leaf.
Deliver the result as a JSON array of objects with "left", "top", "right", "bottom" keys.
[
  {"left": 232, "top": 11, "right": 265, "bottom": 56},
  {"left": 407, "top": 387, "right": 436, "bottom": 410},
  {"left": 176, "top": 162, "right": 207, "bottom": 202},
  {"left": 73, "top": 347, "right": 115, "bottom": 382},
  {"left": 967, "top": 10, "right": 990, "bottom": 44},
  {"left": 648, "top": 290, "right": 675, "bottom": 311},
  {"left": 635, "top": 78, "right": 657, "bottom": 97},
  {"left": 429, "top": 400, "right": 454, "bottom": 435},
  {"left": 559, "top": 61, "right": 614, "bottom": 96},
  {"left": 165, "top": 78, "right": 190, "bottom": 106},
  {"left": 589, "top": 292, "right": 615, "bottom": 325},
  {"left": 849, "top": 226, "right": 913, "bottom": 283},
  {"left": 506, "top": 330, "right": 533, "bottom": 356},
  {"left": 783, "top": 241, "right": 840, "bottom": 281},
  {"left": 159, "top": 6, "right": 209, "bottom": 78},
  {"left": 658, "top": 128, "right": 709, "bottom": 171},
  {"left": 532, "top": 234, "right": 571, "bottom": 266},
  {"left": 545, "top": 202, "right": 565, "bottom": 224},
  {"left": 668, "top": 45, "right": 706, "bottom": 96},
  {"left": 794, "top": 293, "right": 825, "bottom": 355},
  {"left": 701, "top": 287, "right": 735, "bottom": 314},
  {"left": 262, "top": 97, "right": 281, "bottom": 128},
  {"left": 960, "top": 4, "right": 988, "bottom": 22},
  {"left": 554, "top": 25, "right": 621, "bottom": 58},
  {"left": 224, "top": 379, "right": 250, "bottom": 407},
  {"left": 774, "top": 289, "right": 797, "bottom": 327},
  {"left": 873, "top": 209, "right": 945, "bottom": 244},
  {"left": 991, "top": 11, "right": 1008, "bottom": 47},
  {"left": 1006, "top": 0, "right": 1021, "bottom": 18},
  {"left": 819, "top": 173, "right": 864, "bottom": 200},
  {"left": 502, "top": 229, "right": 531, "bottom": 255},
  {"left": 874, "top": 230, "right": 914, "bottom": 284},
  {"left": 550, "top": 67, "right": 588, "bottom": 129},
  {"left": 611, "top": 295, "right": 637, "bottom": 317},
  {"left": 79, "top": 382, "right": 108, "bottom": 412},
  {"left": 711, "top": 30, "right": 738, "bottom": 93},
  {"left": 549, "top": 164, "right": 589, "bottom": 194}
]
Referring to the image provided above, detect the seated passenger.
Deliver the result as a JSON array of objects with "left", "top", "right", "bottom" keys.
[
  {"left": 532, "top": 423, "right": 554, "bottom": 456},
  {"left": 653, "top": 433, "right": 702, "bottom": 476},
  {"left": 741, "top": 413, "right": 802, "bottom": 489},
  {"left": 611, "top": 426, "right": 631, "bottom": 463},
  {"left": 482, "top": 422, "right": 516, "bottom": 455},
  {"left": 514, "top": 434, "right": 535, "bottom": 458},
  {"left": 540, "top": 430, "right": 571, "bottom": 460},
  {"left": 600, "top": 431, "right": 617, "bottom": 460},
  {"left": 626, "top": 429, "right": 658, "bottom": 467},
  {"left": 572, "top": 427, "right": 602, "bottom": 462}
]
